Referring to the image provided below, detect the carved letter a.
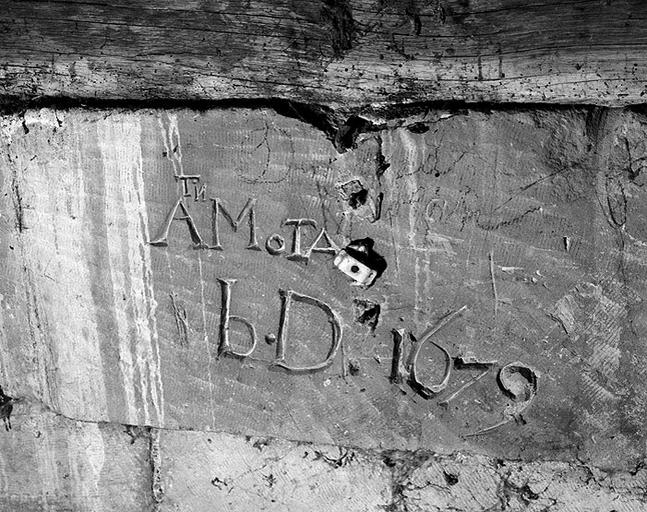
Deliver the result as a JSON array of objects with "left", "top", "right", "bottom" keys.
[{"left": 149, "top": 198, "right": 206, "bottom": 248}]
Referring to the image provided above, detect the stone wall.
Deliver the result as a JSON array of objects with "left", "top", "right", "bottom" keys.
[{"left": 1, "top": 105, "right": 647, "bottom": 510}]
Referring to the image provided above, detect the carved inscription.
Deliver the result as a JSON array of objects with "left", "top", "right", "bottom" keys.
[
  {"left": 211, "top": 198, "right": 260, "bottom": 251},
  {"left": 389, "top": 307, "right": 539, "bottom": 435},
  {"left": 149, "top": 173, "right": 540, "bottom": 422},
  {"left": 217, "top": 278, "right": 258, "bottom": 358},
  {"left": 150, "top": 174, "right": 348, "bottom": 373},
  {"left": 273, "top": 289, "right": 343, "bottom": 373},
  {"left": 150, "top": 175, "right": 339, "bottom": 263}
]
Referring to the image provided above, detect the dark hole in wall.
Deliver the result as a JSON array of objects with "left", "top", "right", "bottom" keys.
[
  {"left": 341, "top": 180, "right": 369, "bottom": 208},
  {"left": 443, "top": 471, "right": 459, "bottom": 486},
  {"left": 348, "top": 359, "right": 361, "bottom": 375},
  {"left": 349, "top": 188, "right": 368, "bottom": 208},
  {"left": 335, "top": 115, "right": 372, "bottom": 151},
  {"left": 353, "top": 299, "right": 381, "bottom": 332},
  {"left": 407, "top": 122, "right": 430, "bottom": 134}
]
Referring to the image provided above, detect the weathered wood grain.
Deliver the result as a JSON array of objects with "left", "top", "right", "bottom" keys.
[{"left": 1, "top": 1, "right": 647, "bottom": 107}]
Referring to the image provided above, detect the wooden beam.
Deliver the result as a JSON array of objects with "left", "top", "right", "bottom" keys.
[{"left": 1, "top": 0, "right": 646, "bottom": 107}]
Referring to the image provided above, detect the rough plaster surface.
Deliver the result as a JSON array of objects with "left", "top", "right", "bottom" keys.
[
  {"left": 2, "top": 403, "right": 647, "bottom": 511},
  {"left": 0, "top": 403, "right": 152, "bottom": 511},
  {"left": 1, "top": 106, "right": 647, "bottom": 510}
]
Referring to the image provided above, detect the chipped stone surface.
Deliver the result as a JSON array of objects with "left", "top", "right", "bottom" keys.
[
  {"left": 2, "top": 401, "right": 645, "bottom": 511},
  {"left": 400, "top": 454, "right": 647, "bottom": 512},
  {"left": 0, "top": 402, "right": 151, "bottom": 511},
  {"left": 159, "top": 431, "right": 392, "bottom": 511}
]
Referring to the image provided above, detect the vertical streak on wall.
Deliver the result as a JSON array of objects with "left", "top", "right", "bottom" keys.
[
  {"left": 11, "top": 110, "right": 109, "bottom": 419},
  {"left": 380, "top": 132, "right": 401, "bottom": 282},
  {"left": 197, "top": 254, "right": 216, "bottom": 426},
  {"left": 55, "top": 125, "right": 110, "bottom": 419},
  {"left": 67, "top": 422, "right": 106, "bottom": 511},
  {"left": 588, "top": 110, "right": 625, "bottom": 409},
  {"left": 134, "top": 120, "right": 165, "bottom": 425},
  {"left": 156, "top": 114, "right": 180, "bottom": 282},
  {"left": 0, "top": 118, "right": 23, "bottom": 390},
  {"left": 33, "top": 421, "right": 60, "bottom": 507},
  {"left": 102, "top": 119, "right": 139, "bottom": 424},
  {"left": 399, "top": 129, "right": 423, "bottom": 329},
  {"left": 99, "top": 115, "right": 165, "bottom": 425},
  {"left": 0, "top": 286, "right": 12, "bottom": 388}
]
